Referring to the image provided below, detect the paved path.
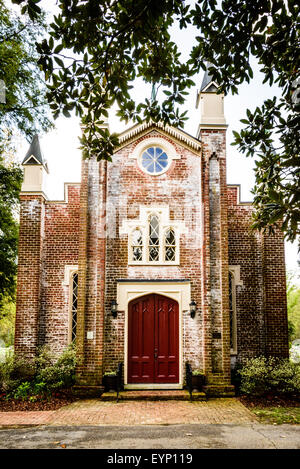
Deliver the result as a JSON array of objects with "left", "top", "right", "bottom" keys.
[
  {"left": 1, "top": 399, "right": 300, "bottom": 449},
  {"left": 0, "top": 398, "right": 256, "bottom": 427},
  {"left": 0, "top": 424, "right": 300, "bottom": 449}
]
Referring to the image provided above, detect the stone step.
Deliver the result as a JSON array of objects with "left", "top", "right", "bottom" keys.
[{"left": 101, "top": 389, "right": 207, "bottom": 401}]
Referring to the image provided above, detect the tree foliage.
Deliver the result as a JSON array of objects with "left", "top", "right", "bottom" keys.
[
  {"left": 287, "top": 272, "right": 300, "bottom": 343},
  {"left": 0, "top": 0, "right": 53, "bottom": 140},
  {"left": 0, "top": 147, "right": 23, "bottom": 312},
  {"left": 0, "top": 2, "right": 53, "bottom": 322},
  {"left": 10, "top": 0, "right": 300, "bottom": 243}
]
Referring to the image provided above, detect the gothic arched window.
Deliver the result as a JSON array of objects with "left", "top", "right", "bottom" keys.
[
  {"left": 148, "top": 214, "right": 160, "bottom": 261},
  {"left": 164, "top": 228, "right": 176, "bottom": 262},
  {"left": 131, "top": 228, "right": 143, "bottom": 261},
  {"left": 121, "top": 206, "right": 187, "bottom": 265}
]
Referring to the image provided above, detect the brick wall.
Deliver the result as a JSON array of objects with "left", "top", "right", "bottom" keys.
[
  {"left": 15, "top": 131, "right": 289, "bottom": 387},
  {"left": 15, "top": 195, "right": 45, "bottom": 358},
  {"left": 104, "top": 130, "right": 204, "bottom": 375},
  {"left": 75, "top": 157, "right": 107, "bottom": 386},
  {"left": 15, "top": 185, "right": 80, "bottom": 359},
  {"left": 200, "top": 129, "right": 231, "bottom": 385},
  {"left": 40, "top": 184, "right": 80, "bottom": 353},
  {"left": 227, "top": 185, "right": 289, "bottom": 362}
]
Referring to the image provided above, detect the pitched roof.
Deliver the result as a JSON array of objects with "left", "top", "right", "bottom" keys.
[
  {"left": 200, "top": 63, "right": 218, "bottom": 92},
  {"left": 22, "top": 135, "right": 48, "bottom": 170},
  {"left": 117, "top": 120, "right": 201, "bottom": 153}
]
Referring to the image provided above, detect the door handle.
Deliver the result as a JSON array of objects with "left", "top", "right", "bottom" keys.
[{"left": 154, "top": 348, "right": 158, "bottom": 359}]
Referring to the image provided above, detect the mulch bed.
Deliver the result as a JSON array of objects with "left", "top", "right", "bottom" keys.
[
  {"left": 1, "top": 391, "right": 300, "bottom": 412},
  {"left": 0, "top": 391, "right": 79, "bottom": 412},
  {"left": 239, "top": 395, "right": 300, "bottom": 409}
]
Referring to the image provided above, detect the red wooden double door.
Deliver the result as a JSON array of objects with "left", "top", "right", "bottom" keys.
[{"left": 128, "top": 294, "right": 179, "bottom": 384}]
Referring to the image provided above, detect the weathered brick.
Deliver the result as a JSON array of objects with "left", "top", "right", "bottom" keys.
[{"left": 15, "top": 123, "right": 289, "bottom": 392}]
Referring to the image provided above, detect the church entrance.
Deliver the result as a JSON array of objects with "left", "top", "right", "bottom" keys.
[{"left": 127, "top": 294, "right": 179, "bottom": 384}]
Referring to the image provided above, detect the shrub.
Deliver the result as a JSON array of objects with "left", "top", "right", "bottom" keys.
[
  {"left": 0, "top": 352, "right": 35, "bottom": 394},
  {"left": 12, "top": 381, "right": 32, "bottom": 401},
  {"left": 238, "top": 356, "right": 300, "bottom": 397},
  {"left": 192, "top": 369, "right": 204, "bottom": 376},
  {"left": 103, "top": 371, "right": 117, "bottom": 377},
  {"left": 35, "top": 345, "right": 77, "bottom": 393},
  {"left": 0, "top": 344, "right": 77, "bottom": 399}
]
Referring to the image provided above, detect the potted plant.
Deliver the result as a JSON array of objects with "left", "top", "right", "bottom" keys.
[
  {"left": 191, "top": 370, "right": 205, "bottom": 391},
  {"left": 102, "top": 371, "right": 118, "bottom": 392}
]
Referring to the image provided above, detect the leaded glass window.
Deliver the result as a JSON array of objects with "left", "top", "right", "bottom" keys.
[
  {"left": 165, "top": 228, "right": 176, "bottom": 261},
  {"left": 71, "top": 272, "right": 78, "bottom": 342},
  {"left": 229, "top": 272, "right": 233, "bottom": 350},
  {"left": 141, "top": 147, "right": 169, "bottom": 175},
  {"left": 132, "top": 228, "right": 143, "bottom": 261},
  {"left": 149, "top": 214, "right": 159, "bottom": 261},
  {"left": 122, "top": 206, "right": 185, "bottom": 264},
  {"left": 229, "top": 271, "right": 237, "bottom": 353}
]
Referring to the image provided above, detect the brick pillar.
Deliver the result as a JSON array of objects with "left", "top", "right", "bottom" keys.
[
  {"left": 75, "top": 156, "right": 107, "bottom": 390},
  {"left": 200, "top": 130, "right": 233, "bottom": 395},
  {"left": 262, "top": 231, "right": 289, "bottom": 358},
  {"left": 15, "top": 194, "right": 45, "bottom": 358}
]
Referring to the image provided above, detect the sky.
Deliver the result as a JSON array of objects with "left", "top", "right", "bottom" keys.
[{"left": 14, "top": 0, "right": 299, "bottom": 276}]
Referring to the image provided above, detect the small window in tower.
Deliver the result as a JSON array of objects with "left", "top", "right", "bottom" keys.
[
  {"left": 71, "top": 272, "right": 78, "bottom": 342},
  {"left": 132, "top": 228, "right": 143, "bottom": 261},
  {"left": 164, "top": 228, "right": 176, "bottom": 262},
  {"left": 149, "top": 214, "right": 160, "bottom": 261}
]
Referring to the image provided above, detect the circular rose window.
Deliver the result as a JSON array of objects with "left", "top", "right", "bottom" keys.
[{"left": 140, "top": 146, "right": 169, "bottom": 175}]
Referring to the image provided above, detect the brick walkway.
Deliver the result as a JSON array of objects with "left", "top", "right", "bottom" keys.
[{"left": 0, "top": 398, "right": 257, "bottom": 426}]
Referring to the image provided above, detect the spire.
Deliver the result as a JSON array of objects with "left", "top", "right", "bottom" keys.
[
  {"left": 195, "top": 63, "right": 226, "bottom": 136},
  {"left": 22, "top": 134, "right": 48, "bottom": 171},
  {"left": 200, "top": 63, "right": 218, "bottom": 93}
]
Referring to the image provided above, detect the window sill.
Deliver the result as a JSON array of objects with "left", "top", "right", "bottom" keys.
[{"left": 128, "top": 261, "right": 180, "bottom": 266}]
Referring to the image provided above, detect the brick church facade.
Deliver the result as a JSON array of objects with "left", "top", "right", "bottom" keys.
[{"left": 14, "top": 73, "right": 289, "bottom": 396}]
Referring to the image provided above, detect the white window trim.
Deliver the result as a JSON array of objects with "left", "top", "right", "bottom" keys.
[
  {"left": 229, "top": 265, "right": 243, "bottom": 287},
  {"left": 130, "top": 137, "right": 180, "bottom": 176},
  {"left": 120, "top": 205, "right": 188, "bottom": 266},
  {"left": 62, "top": 265, "right": 78, "bottom": 286}
]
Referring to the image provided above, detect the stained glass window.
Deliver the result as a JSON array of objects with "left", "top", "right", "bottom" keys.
[{"left": 141, "top": 147, "right": 168, "bottom": 174}]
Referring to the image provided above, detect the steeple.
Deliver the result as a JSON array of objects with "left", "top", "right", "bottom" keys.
[
  {"left": 22, "top": 134, "right": 48, "bottom": 171},
  {"left": 196, "top": 63, "right": 227, "bottom": 138},
  {"left": 199, "top": 62, "right": 218, "bottom": 93},
  {"left": 21, "top": 134, "right": 48, "bottom": 195}
]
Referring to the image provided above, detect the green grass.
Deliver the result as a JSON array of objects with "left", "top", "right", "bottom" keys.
[{"left": 253, "top": 407, "right": 300, "bottom": 425}]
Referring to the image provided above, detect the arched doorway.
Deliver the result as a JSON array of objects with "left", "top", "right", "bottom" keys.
[{"left": 127, "top": 293, "right": 179, "bottom": 384}]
